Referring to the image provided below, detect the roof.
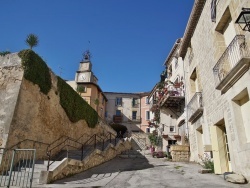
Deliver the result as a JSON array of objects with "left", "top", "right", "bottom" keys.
[
  {"left": 103, "top": 91, "right": 148, "bottom": 97},
  {"left": 78, "top": 82, "right": 108, "bottom": 101},
  {"left": 163, "top": 38, "right": 182, "bottom": 66},
  {"left": 148, "top": 83, "right": 159, "bottom": 99},
  {"left": 179, "top": 0, "right": 206, "bottom": 58}
]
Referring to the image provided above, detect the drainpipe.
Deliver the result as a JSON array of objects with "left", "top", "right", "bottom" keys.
[{"left": 182, "top": 56, "right": 189, "bottom": 145}]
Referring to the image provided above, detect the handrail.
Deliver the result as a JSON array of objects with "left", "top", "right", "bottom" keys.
[
  {"left": 0, "top": 139, "right": 50, "bottom": 174},
  {"left": 46, "top": 136, "right": 86, "bottom": 171},
  {"left": 46, "top": 132, "right": 121, "bottom": 171},
  {"left": 4, "top": 139, "right": 49, "bottom": 151}
]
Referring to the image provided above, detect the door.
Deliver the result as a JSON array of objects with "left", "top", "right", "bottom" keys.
[{"left": 210, "top": 125, "right": 230, "bottom": 174}]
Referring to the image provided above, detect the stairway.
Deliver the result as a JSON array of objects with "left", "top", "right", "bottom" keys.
[
  {"left": 118, "top": 149, "right": 146, "bottom": 158},
  {"left": 131, "top": 133, "right": 150, "bottom": 150},
  {"left": 0, "top": 134, "right": 130, "bottom": 187},
  {"left": 0, "top": 160, "right": 61, "bottom": 187}
]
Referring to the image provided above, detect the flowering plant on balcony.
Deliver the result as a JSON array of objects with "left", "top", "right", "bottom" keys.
[{"left": 153, "top": 109, "right": 160, "bottom": 124}]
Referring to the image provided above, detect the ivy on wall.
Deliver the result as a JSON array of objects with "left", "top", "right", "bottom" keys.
[
  {"left": 18, "top": 49, "right": 98, "bottom": 128},
  {"left": 57, "top": 76, "right": 98, "bottom": 128},
  {"left": 18, "top": 49, "right": 51, "bottom": 95}
]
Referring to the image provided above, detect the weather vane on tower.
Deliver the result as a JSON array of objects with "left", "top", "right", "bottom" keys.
[{"left": 82, "top": 50, "right": 92, "bottom": 61}]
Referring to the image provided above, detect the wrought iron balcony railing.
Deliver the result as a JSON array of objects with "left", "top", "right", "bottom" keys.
[
  {"left": 158, "top": 83, "right": 185, "bottom": 107},
  {"left": 213, "top": 35, "right": 250, "bottom": 93},
  {"left": 187, "top": 92, "right": 203, "bottom": 123},
  {"left": 149, "top": 99, "right": 158, "bottom": 110},
  {"left": 113, "top": 115, "right": 123, "bottom": 123},
  {"left": 128, "top": 116, "right": 141, "bottom": 122}
]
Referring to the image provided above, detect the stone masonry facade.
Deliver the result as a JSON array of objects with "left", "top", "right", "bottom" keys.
[
  {"left": 182, "top": 0, "right": 250, "bottom": 181},
  {"left": 0, "top": 53, "right": 117, "bottom": 163}
]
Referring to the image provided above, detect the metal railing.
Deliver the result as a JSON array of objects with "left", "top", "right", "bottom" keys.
[
  {"left": 46, "top": 132, "right": 120, "bottom": 171},
  {"left": 0, "top": 149, "right": 36, "bottom": 188},
  {"left": 213, "top": 35, "right": 250, "bottom": 86},
  {"left": 128, "top": 116, "right": 141, "bottom": 122},
  {"left": 187, "top": 92, "right": 203, "bottom": 121},
  {"left": 149, "top": 99, "right": 157, "bottom": 110},
  {"left": 113, "top": 115, "right": 123, "bottom": 123},
  {"left": 0, "top": 139, "right": 49, "bottom": 175},
  {"left": 158, "top": 83, "right": 184, "bottom": 106}
]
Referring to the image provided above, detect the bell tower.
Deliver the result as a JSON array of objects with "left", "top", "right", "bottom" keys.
[{"left": 75, "top": 50, "right": 98, "bottom": 84}]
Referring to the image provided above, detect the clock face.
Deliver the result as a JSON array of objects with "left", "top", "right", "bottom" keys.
[{"left": 79, "top": 73, "right": 86, "bottom": 81}]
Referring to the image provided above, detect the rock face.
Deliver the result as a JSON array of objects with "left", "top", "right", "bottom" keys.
[{"left": 225, "top": 174, "right": 246, "bottom": 184}]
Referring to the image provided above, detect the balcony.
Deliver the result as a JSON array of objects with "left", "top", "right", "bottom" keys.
[
  {"left": 187, "top": 92, "right": 203, "bottom": 123},
  {"left": 174, "top": 134, "right": 181, "bottom": 139},
  {"left": 113, "top": 115, "right": 123, "bottom": 123},
  {"left": 158, "top": 83, "right": 185, "bottom": 112},
  {"left": 213, "top": 35, "right": 250, "bottom": 94},
  {"left": 131, "top": 103, "right": 140, "bottom": 108},
  {"left": 149, "top": 99, "right": 158, "bottom": 111},
  {"left": 128, "top": 116, "right": 141, "bottom": 123}
]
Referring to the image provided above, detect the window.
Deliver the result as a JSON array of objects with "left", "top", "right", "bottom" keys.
[
  {"left": 132, "top": 111, "right": 137, "bottom": 120},
  {"left": 146, "top": 111, "right": 150, "bottom": 120},
  {"left": 168, "top": 140, "right": 176, "bottom": 145},
  {"left": 105, "top": 111, "right": 108, "bottom": 118},
  {"left": 168, "top": 65, "right": 172, "bottom": 78},
  {"left": 145, "top": 97, "right": 150, "bottom": 104},
  {"left": 146, "top": 128, "right": 150, "bottom": 133},
  {"left": 170, "top": 126, "right": 175, "bottom": 132},
  {"left": 190, "top": 68, "right": 199, "bottom": 94},
  {"left": 115, "top": 97, "right": 122, "bottom": 106},
  {"left": 132, "top": 98, "right": 138, "bottom": 106},
  {"left": 77, "top": 85, "right": 87, "bottom": 93},
  {"left": 102, "top": 96, "right": 105, "bottom": 104},
  {"left": 174, "top": 58, "right": 178, "bottom": 69},
  {"left": 116, "top": 110, "right": 121, "bottom": 116}
]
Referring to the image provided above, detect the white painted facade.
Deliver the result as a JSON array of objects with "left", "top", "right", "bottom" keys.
[{"left": 104, "top": 92, "right": 142, "bottom": 132}]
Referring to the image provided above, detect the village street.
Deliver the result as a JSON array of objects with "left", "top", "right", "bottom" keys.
[{"left": 34, "top": 152, "right": 250, "bottom": 188}]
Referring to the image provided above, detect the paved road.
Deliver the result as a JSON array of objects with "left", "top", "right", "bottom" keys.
[{"left": 34, "top": 154, "right": 250, "bottom": 188}]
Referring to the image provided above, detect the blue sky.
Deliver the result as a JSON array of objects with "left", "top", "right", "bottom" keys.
[{"left": 1, "top": 1, "right": 193, "bottom": 93}]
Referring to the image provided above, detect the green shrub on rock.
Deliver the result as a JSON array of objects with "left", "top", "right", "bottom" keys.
[{"left": 18, "top": 49, "right": 51, "bottom": 95}]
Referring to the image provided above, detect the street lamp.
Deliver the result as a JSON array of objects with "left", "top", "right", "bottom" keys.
[{"left": 235, "top": 8, "right": 250, "bottom": 32}]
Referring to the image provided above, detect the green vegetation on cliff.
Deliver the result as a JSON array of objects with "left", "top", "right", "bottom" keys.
[
  {"left": 18, "top": 49, "right": 51, "bottom": 95},
  {"left": 18, "top": 49, "right": 97, "bottom": 128},
  {"left": 57, "top": 76, "right": 98, "bottom": 128}
]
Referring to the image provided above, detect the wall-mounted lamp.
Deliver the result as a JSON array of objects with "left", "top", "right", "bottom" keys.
[{"left": 235, "top": 8, "right": 250, "bottom": 32}]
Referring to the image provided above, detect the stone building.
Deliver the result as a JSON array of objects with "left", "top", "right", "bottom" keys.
[
  {"left": 67, "top": 52, "right": 107, "bottom": 119},
  {"left": 104, "top": 92, "right": 141, "bottom": 132},
  {"left": 179, "top": 0, "right": 250, "bottom": 180},
  {"left": 139, "top": 92, "right": 151, "bottom": 133},
  {"left": 148, "top": 38, "right": 186, "bottom": 152}
]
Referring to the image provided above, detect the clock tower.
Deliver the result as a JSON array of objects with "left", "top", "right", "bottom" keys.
[{"left": 76, "top": 50, "right": 98, "bottom": 84}]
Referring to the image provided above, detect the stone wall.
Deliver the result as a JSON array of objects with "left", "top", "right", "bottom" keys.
[
  {"left": 0, "top": 53, "right": 23, "bottom": 149},
  {"left": 42, "top": 140, "right": 131, "bottom": 183},
  {"left": 170, "top": 145, "right": 189, "bottom": 162},
  {"left": 183, "top": 0, "right": 250, "bottom": 180},
  {"left": 0, "top": 53, "right": 116, "bottom": 162}
]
